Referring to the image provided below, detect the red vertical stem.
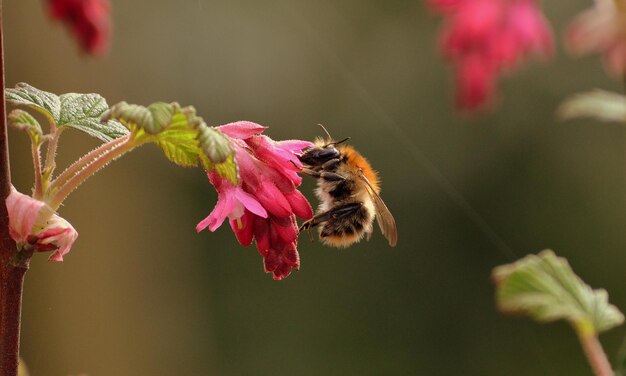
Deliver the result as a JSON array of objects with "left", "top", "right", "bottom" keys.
[{"left": 0, "top": 2, "right": 25, "bottom": 376}]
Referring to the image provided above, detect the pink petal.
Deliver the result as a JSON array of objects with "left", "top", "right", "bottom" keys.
[
  {"left": 276, "top": 139, "right": 314, "bottom": 154},
  {"left": 270, "top": 216, "right": 298, "bottom": 244},
  {"left": 284, "top": 190, "right": 313, "bottom": 219},
  {"left": 217, "top": 121, "right": 266, "bottom": 140},
  {"left": 234, "top": 188, "right": 268, "bottom": 218},
  {"left": 604, "top": 42, "right": 626, "bottom": 77},
  {"left": 5, "top": 187, "right": 48, "bottom": 242},
  {"left": 36, "top": 213, "right": 78, "bottom": 261},
  {"left": 455, "top": 55, "right": 498, "bottom": 110},
  {"left": 229, "top": 210, "right": 254, "bottom": 247},
  {"left": 197, "top": 191, "right": 236, "bottom": 232},
  {"left": 253, "top": 216, "right": 271, "bottom": 254},
  {"left": 253, "top": 181, "right": 292, "bottom": 218}
]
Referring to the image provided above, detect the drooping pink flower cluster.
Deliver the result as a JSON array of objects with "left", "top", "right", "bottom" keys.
[
  {"left": 48, "top": 0, "right": 111, "bottom": 55},
  {"left": 6, "top": 187, "right": 78, "bottom": 262},
  {"left": 429, "top": 0, "right": 553, "bottom": 111},
  {"left": 197, "top": 122, "right": 313, "bottom": 280},
  {"left": 566, "top": 0, "right": 626, "bottom": 78}
]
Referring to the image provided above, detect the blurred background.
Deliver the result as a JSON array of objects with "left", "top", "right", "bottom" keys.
[{"left": 4, "top": 0, "right": 626, "bottom": 375}]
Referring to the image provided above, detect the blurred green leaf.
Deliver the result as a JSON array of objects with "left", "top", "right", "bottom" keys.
[
  {"left": 493, "top": 250, "right": 624, "bottom": 334},
  {"left": 6, "top": 82, "right": 128, "bottom": 142},
  {"left": 558, "top": 90, "right": 626, "bottom": 124},
  {"left": 8, "top": 109, "right": 43, "bottom": 144}
]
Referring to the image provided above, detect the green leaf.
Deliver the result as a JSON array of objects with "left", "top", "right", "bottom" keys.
[
  {"left": 8, "top": 109, "right": 43, "bottom": 143},
  {"left": 103, "top": 101, "right": 238, "bottom": 182},
  {"left": 493, "top": 250, "right": 624, "bottom": 334},
  {"left": 6, "top": 82, "right": 128, "bottom": 142},
  {"left": 6, "top": 82, "right": 60, "bottom": 122},
  {"left": 558, "top": 90, "right": 626, "bottom": 124},
  {"left": 103, "top": 101, "right": 174, "bottom": 135},
  {"left": 155, "top": 113, "right": 203, "bottom": 167},
  {"left": 213, "top": 154, "right": 238, "bottom": 185}
]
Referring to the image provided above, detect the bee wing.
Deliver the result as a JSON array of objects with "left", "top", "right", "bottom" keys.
[{"left": 357, "top": 170, "right": 398, "bottom": 247}]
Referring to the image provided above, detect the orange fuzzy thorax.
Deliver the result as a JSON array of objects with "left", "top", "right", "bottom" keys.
[{"left": 339, "top": 145, "right": 380, "bottom": 193}]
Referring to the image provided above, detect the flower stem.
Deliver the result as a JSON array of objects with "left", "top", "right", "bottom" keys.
[
  {"left": 49, "top": 134, "right": 129, "bottom": 194},
  {"left": 576, "top": 326, "right": 615, "bottom": 376},
  {"left": 31, "top": 141, "right": 42, "bottom": 199},
  {"left": 43, "top": 126, "right": 61, "bottom": 179},
  {"left": 48, "top": 134, "right": 141, "bottom": 210}
]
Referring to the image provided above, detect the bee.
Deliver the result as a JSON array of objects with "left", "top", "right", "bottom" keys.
[{"left": 298, "top": 126, "right": 397, "bottom": 248}]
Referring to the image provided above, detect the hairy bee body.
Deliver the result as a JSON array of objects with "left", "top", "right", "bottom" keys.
[{"left": 299, "top": 135, "right": 397, "bottom": 248}]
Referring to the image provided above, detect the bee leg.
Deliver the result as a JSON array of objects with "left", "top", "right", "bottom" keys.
[
  {"left": 321, "top": 158, "right": 341, "bottom": 171},
  {"left": 300, "top": 168, "right": 345, "bottom": 182},
  {"left": 298, "top": 203, "right": 362, "bottom": 233}
]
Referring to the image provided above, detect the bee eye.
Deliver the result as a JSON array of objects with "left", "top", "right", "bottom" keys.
[{"left": 299, "top": 147, "right": 340, "bottom": 166}]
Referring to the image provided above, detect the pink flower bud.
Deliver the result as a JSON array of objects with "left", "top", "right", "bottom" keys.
[
  {"left": 566, "top": 0, "right": 626, "bottom": 78},
  {"left": 6, "top": 187, "right": 78, "bottom": 261}
]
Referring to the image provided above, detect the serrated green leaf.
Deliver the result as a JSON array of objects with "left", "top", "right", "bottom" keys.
[
  {"left": 493, "top": 250, "right": 624, "bottom": 334},
  {"left": 103, "top": 101, "right": 174, "bottom": 135},
  {"left": 6, "top": 82, "right": 128, "bottom": 142},
  {"left": 6, "top": 82, "right": 60, "bottom": 121},
  {"left": 104, "top": 101, "right": 238, "bottom": 179},
  {"left": 155, "top": 116, "right": 203, "bottom": 167},
  {"left": 197, "top": 125, "right": 233, "bottom": 164},
  {"left": 58, "top": 92, "right": 128, "bottom": 142},
  {"left": 558, "top": 90, "right": 626, "bottom": 123},
  {"left": 8, "top": 109, "right": 43, "bottom": 143}
]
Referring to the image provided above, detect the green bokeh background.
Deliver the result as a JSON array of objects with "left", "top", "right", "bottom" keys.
[{"left": 5, "top": 0, "right": 626, "bottom": 375}]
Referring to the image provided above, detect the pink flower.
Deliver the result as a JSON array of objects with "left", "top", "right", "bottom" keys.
[
  {"left": 566, "top": 0, "right": 626, "bottom": 78},
  {"left": 5, "top": 187, "right": 78, "bottom": 261},
  {"left": 48, "top": 0, "right": 111, "bottom": 55},
  {"left": 430, "top": 0, "right": 553, "bottom": 111},
  {"left": 197, "top": 122, "right": 313, "bottom": 280}
]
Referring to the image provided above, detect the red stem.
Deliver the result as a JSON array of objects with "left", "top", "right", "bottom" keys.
[
  {"left": 0, "top": 2, "right": 25, "bottom": 375},
  {"left": 577, "top": 330, "right": 615, "bottom": 376},
  {"left": 0, "top": 257, "right": 28, "bottom": 376}
]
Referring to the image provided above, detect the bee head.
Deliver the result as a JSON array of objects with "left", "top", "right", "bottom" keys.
[{"left": 298, "top": 125, "right": 350, "bottom": 166}]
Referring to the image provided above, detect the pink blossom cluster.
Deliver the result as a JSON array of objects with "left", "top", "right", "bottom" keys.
[
  {"left": 197, "top": 122, "right": 313, "bottom": 280},
  {"left": 6, "top": 187, "right": 78, "bottom": 262},
  {"left": 430, "top": 0, "right": 553, "bottom": 110},
  {"left": 566, "top": 0, "right": 626, "bottom": 78},
  {"left": 48, "top": 0, "right": 111, "bottom": 55}
]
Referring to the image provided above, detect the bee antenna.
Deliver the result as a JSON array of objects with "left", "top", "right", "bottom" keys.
[
  {"left": 330, "top": 137, "right": 350, "bottom": 146},
  {"left": 317, "top": 124, "right": 333, "bottom": 141}
]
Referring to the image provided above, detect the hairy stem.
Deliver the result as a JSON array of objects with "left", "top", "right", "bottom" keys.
[
  {"left": 31, "top": 141, "right": 42, "bottom": 199},
  {"left": 42, "top": 126, "right": 62, "bottom": 184},
  {"left": 577, "top": 328, "right": 615, "bottom": 376},
  {"left": 49, "top": 134, "right": 128, "bottom": 193},
  {"left": 49, "top": 134, "right": 141, "bottom": 210}
]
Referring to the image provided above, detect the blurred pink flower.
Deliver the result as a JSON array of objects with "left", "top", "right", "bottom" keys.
[
  {"left": 197, "top": 122, "right": 313, "bottom": 280},
  {"left": 430, "top": 0, "right": 553, "bottom": 111},
  {"left": 48, "top": 0, "right": 111, "bottom": 55},
  {"left": 5, "top": 187, "right": 78, "bottom": 261},
  {"left": 566, "top": 0, "right": 626, "bottom": 77}
]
